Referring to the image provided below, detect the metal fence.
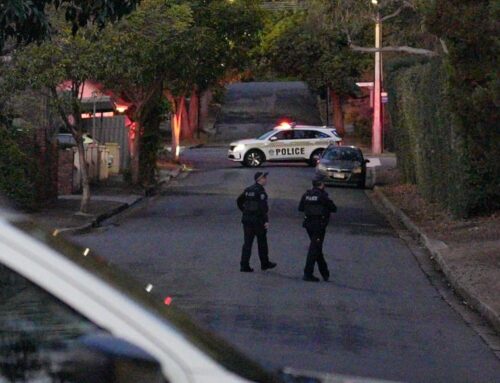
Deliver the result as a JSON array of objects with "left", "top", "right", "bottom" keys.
[{"left": 84, "top": 116, "right": 129, "bottom": 171}]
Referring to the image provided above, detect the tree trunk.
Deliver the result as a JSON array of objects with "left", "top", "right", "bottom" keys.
[
  {"left": 199, "top": 89, "right": 212, "bottom": 136},
  {"left": 129, "top": 122, "right": 141, "bottom": 184},
  {"left": 139, "top": 100, "right": 162, "bottom": 186},
  {"left": 129, "top": 84, "right": 164, "bottom": 185},
  {"left": 330, "top": 89, "right": 345, "bottom": 136},
  {"left": 170, "top": 96, "right": 185, "bottom": 163},
  {"left": 187, "top": 89, "right": 199, "bottom": 138},
  {"left": 75, "top": 135, "right": 90, "bottom": 213},
  {"left": 51, "top": 84, "right": 92, "bottom": 214},
  {"left": 180, "top": 98, "right": 189, "bottom": 139}
]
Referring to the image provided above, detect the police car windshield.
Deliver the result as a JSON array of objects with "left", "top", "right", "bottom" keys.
[{"left": 257, "top": 131, "right": 276, "bottom": 140}]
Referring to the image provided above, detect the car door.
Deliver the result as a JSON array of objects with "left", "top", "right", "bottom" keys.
[
  {"left": 265, "top": 130, "right": 294, "bottom": 160},
  {"left": 287, "top": 130, "right": 312, "bottom": 159},
  {"left": 0, "top": 262, "right": 167, "bottom": 383}
]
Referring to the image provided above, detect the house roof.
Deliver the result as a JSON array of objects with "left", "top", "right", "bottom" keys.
[{"left": 80, "top": 96, "right": 114, "bottom": 113}]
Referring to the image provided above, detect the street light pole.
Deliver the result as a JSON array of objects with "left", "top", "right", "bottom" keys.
[
  {"left": 371, "top": 1, "right": 383, "bottom": 154},
  {"left": 92, "top": 90, "right": 97, "bottom": 136}
]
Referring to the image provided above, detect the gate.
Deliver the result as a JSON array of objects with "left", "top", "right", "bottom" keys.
[{"left": 84, "top": 115, "right": 130, "bottom": 171}]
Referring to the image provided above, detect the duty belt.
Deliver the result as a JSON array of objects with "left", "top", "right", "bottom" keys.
[
  {"left": 304, "top": 204, "right": 326, "bottom": 216},
  {"left": 244, "top": 200, "right": 260, "bottom": 212}
]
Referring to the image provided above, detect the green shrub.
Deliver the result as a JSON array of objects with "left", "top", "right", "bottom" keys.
[
  {"left": 0, "top": 125, "right": 39, "bottom": 210},
  {"left": 352, "top": 115, "right": 371, "bottom": 145},
  {"left": 386, "top": 55, "right": 499, "bottom": 217}
]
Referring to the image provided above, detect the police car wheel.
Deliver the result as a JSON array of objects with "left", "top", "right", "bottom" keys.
[
  {"left": 244, "top": 150, "right": 264, "bottom": 167},
  {"left": 308, "top": 149, "right": 324, "bottom": 166}
]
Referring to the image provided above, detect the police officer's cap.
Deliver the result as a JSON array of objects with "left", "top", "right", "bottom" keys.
[
  {"left": 254, "top": 172, "right": 269, "bottom": 181},
  {"left": 312, "top": 175, "right": 324, "bottom": 188}
]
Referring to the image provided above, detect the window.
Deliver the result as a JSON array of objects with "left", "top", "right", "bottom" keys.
[
  {"left": 313, "top": 131, "right": 330, "bottom": 139},
  {"left": 291, "top": 130, "right": 306, "bottom": 139},
  {"left": 273, "top": 130, "right": 294, "bottom": 140},
  {"left": 294, "top": 130, "right": 330, "bottom": 139},
  {"left": 257, "top": 130, "right": 276, "bottom": 140},
  {"left": 0, "top": 264, "right": 105, "bottom": 382}
]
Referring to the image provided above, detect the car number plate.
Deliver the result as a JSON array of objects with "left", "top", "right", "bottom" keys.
[{"left": 333, "top": 172, "right": 345, "bottom": 179}]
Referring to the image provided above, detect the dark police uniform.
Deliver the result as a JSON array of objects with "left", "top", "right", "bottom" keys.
[
  {"left": 298, "top": 187, "right": 337, "bottom": 281},
  {"left": 237, "top": 181, "right": 273, "bottom": 271}
]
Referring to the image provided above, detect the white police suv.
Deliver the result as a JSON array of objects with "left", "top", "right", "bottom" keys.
[{"left": 228, "top": 123, "right": 342, "bottom": 167}]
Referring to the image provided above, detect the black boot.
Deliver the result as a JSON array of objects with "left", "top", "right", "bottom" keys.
[
  {"left": 303, "top": 275, "right": 320, "bottom": 282},
  {"left": 320, "top": 271, "right": 330, "bottom": 282},
  {"left": 261, "top": 261, "right": 277, "bottom": 271},
  {"left": 240, "top": 266, "right": 254, "bottom": 272}
]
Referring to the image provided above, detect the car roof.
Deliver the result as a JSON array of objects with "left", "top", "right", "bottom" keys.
[
  {"left": 326, "top": 145, "right": 363, "bottom": 152},
  {"left": 272, "top": 127, "right": 337, "bottom": 133}
]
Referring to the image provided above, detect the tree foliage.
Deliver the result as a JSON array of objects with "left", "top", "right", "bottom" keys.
[
  {"left": 98, "top": 0, "right": 192, "bottom": 184},
  {"left": 0, "top": 124, "right": 39, "bottom": 210},
  {"left": 7, "top": 21, "right": 102, "bottom": 212},
  {"left": 386, "top": 1, "right": 499, "bottom": 216},
  {"left": 260, "top": 8, "right": 367, "bottom": 133},
  {"left": 0, "top": 0, "right": 139, "bottom": 49}
]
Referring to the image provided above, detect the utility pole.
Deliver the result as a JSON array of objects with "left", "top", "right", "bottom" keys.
[
  {"left": 92, "top": 90, "right": 97, "bottom": 136},
  {"left": 325, "top": 87, "right": 330, "bottom": 126},
  {"left": 371, "top": 0, "right": 383, "bottom": 154}
]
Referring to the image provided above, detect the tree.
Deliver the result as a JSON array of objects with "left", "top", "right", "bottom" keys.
[
  {"left": 315, "top": 0, "right": 445, "bottom": 57},
  {"left": 261, "top": 12, "right": 365, "bottom": 134},
  {"left": 99, "top": 0, "right": 192, "bottom": 183},
  {"left": 0, "top": 0, "right": 139, "bottom": 51},
  {"left": 8, "top": 24, "right": 100, "bottom": 213},
  {"left": 169, "top": 0, "right": 265, "bottom": 141}
]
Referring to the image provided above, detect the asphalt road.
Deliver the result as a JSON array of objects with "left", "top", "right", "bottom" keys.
[{"left": 72, "top": 148, "right": 500, "bottom": 383}]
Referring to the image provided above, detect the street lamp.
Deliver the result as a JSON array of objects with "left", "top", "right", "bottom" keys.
[{"left": 371, "top": 0, "right": 383, "bottom": 154}]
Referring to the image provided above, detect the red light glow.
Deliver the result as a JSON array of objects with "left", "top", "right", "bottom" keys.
[
  {"left": 115, "top": 105, "right": 128, "bottom": 113},
  {"left": 279, "top": 121, "right": 291, "bottom": 129},
  {"left": 164, "top": 296, "right": 173, "bottom": 305},
  {"left": 81, "top": 112, "right": 114, "bottom": 119}
]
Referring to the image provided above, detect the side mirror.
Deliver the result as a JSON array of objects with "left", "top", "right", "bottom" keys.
[
  {"left": 269, "top": 136, "right": 278, "bottom": 142},
  {"left": 53, "top": 334, "right": 165, "bottom": 383},
  {"left": 365, "top": 159, "right": 370, "bottom": 163}
]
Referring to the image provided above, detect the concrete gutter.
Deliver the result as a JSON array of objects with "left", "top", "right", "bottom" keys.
[{"left": 372, "top": 186, "right": 500, "bottom": 333}]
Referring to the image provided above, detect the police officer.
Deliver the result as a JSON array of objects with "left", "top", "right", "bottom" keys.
[
  {"left": 237, "top": 172, "right": 277, "bottom": 272},
  {"left": 298, "top": 178, "right": 337, "bottom": 282}
]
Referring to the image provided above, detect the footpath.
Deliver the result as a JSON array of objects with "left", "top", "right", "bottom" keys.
[
  {"left": 30, "top": 164, "right": 185, "bottom": 235},
  {"left": 354, "top": 140, "right": 500, "bottom": 343}
]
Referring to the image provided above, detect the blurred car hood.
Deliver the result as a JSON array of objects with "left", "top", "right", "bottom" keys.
[{"left": 282, "top": 367, "right": 401, "bottom": 383}]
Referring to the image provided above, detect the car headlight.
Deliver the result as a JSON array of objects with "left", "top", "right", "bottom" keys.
[
  {"left": 233, "top": 144, "right": 245, "bottom": 152},
  {"left": 352, "top": 166, "right": 362, "bottom": 174},
  {"left": 317, "top": 163, "right": 327, "bottom": 172}
]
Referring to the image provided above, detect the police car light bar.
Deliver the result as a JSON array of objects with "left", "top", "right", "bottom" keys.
[{"left": 277, "top": 121, "right": 296, "bottom": 130}]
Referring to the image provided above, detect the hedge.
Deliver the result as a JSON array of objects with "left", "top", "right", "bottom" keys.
[
  {"left": 0, "top": 125, "right": 39, "bottom": 210},
  {"left": 386, "top": 57, "right": 499, "bottom": 217}
]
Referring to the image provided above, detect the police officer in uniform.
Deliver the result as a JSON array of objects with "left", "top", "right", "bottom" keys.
[
  {"left": 298, "top": 178, "right": 337, "bottom": 282},
  {"left": 237, "top": 172, "right": 277, "bottom": 272}
]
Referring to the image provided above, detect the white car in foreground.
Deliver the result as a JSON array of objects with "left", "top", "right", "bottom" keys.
[
  {"left": 0, "top": 210, "right": 395, "bottom": 383},
  {"left": 228, "top": 123, "right": 342, "bottom": 167}
]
